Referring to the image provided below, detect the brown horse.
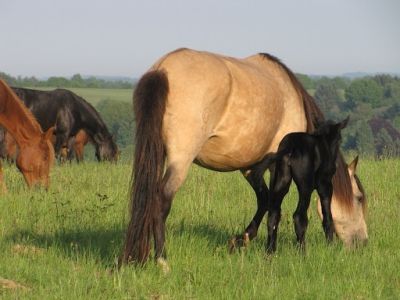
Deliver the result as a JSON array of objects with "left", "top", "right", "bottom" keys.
[
  {"left": 71, "top": 129, "right": 90, "bottom": 162},
  {"left": 58, "top": 129, "right": 90, "bottom": 163},
  {"left": 0, "top": 79, "right": 55, "bottom": 188},
  {"left": 2, "top": 130, "right": 18, "bottom": 162},
  {"left": 121, "top": 49, "right": 368, "bottom": 268}
]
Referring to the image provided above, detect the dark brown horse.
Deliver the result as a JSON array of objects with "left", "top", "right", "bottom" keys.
[
  {"left": 12, "top": 87, "right": 118, "bottom": 162},
  {"left": 0, "top": 79, "right": 55, "bottom": 188},
  {"left": 121, "top": 49, "right": 367, "bottom": 269}
]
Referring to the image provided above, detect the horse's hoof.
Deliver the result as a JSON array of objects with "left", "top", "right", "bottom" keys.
[
  {"left": 156, "top": 258, "right": 170, "bottom": 274},
  {"left": 228, "top": 233, "right": 250, "bottom": 253}
]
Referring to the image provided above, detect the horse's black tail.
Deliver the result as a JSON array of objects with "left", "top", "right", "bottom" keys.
[{"left": 120, "top": 70, "right": 168, "bottom": 265}]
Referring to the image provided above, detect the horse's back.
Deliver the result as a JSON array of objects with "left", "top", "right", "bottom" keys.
[{"left": 153, "top": 49, "right": 307, "bottom": 170}]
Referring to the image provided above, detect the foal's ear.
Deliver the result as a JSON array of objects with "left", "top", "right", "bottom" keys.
[
  {"left": 339, "top": 116, "right": 350, "bottom": 129},
  {"left": 43, "top": 126, "right": 56, "bottom": 141},
  {"left": 348, "top": 155, "right": 359, "bottom": 176}
]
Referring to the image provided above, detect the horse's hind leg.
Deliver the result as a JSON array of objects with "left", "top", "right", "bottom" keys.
[
  {"left": 153, "top": 158, "right": 192, "bottom": 270},
  {"left": 316, "top": 179, "right": 334, "bottom": 242},
  {"left": 292, "top": 167, "right": 314, "bottom": 251},
  {"left": 266, "top": 159, "right": 291, "bottom": 253},
  {"left": 229, "top": 169, "right": 269, "bottom": 251}
]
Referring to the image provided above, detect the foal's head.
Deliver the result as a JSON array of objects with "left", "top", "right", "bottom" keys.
[
  {"left": 16, "top": 127, "right": 55, "bottom": 188},
  {"left": 314, "top": 117, "right": 349, "bottom": 158}
]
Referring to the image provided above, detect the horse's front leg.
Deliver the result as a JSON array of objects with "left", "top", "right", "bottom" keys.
[
  {"left": 316, "top": 180, "right": 334, "bottom": 242},
  {"left": 229, "top": 169, "right": 269, "bottom": 252}
]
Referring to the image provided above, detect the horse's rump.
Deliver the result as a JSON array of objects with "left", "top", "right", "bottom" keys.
[{"left": 154, "top": 49, "right": 310, "bottom": 171}]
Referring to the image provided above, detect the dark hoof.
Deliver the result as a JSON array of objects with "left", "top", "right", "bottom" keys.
[{"left": 228, "top": 233, "right": 250, "bottom": 253}]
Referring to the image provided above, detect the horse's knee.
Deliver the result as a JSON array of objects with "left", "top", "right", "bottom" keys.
[{"left": 293, "top": 212, "right": 308, "bottom": 229}]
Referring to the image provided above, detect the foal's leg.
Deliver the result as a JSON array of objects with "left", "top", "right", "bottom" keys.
[
  {"left": 316, "top": 179, "right": 334, "bottom": 242},
  {"left": 266, "top": 159, "right": 291, "bottom": 254},
  {"left": 229, "top": 169, "right": 269, "bottom": 251},
  {"left": 291, "top": 165, "right": 314, "bottom": 251},
  {"left": 292, "top": 184, "right": 313, "bottom": 251}
]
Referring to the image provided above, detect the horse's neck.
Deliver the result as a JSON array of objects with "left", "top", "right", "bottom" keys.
[{"left": 0, "top": 84, "right": 42, "bottom": 148}]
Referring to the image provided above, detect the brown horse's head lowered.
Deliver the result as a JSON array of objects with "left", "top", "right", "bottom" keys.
[{"left": 0, "top": 79, "right": 55, "bottom": 188}]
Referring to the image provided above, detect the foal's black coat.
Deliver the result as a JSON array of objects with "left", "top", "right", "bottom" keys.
[
  {"left": 254, "top": 118, "right": 349, "bottom": 253},
  {"left": 12, "top": 87, "right": 118, "bottom": 161}
]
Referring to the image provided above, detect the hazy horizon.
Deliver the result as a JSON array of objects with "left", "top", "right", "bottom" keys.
[{"left": 1, "top": 0, "right": 399, "bottom": 78}]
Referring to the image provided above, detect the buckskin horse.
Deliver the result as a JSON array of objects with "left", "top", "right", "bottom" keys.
[
  {"left": 0, "top": 79, "right": 55, "bottom": 188},
  {"left": 121, "top": 49, "right": 368, "bottom": 269},
  {"left": 12, "top": 87, "right": 118, "bottom": 162},
  {"left": 252, "top": 118, "right": 349, "bottom": 253}
]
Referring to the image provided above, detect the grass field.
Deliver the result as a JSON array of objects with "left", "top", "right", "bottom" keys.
[
  {"left": 25, "top": 87, "right": 133, "bottom": 105},
  {"left": 0, "top": 158, "right": 399, "bottom": 299}
]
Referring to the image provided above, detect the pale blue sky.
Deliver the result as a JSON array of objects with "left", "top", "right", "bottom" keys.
[{"left": 1, "top": 0, "right": 399, "bottom": 78}]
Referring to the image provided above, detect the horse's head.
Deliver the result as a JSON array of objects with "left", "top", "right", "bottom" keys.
[
  {"left": 95, "top": 135, "right": 119, "bottom": 162},
  {"left": 16, "top": 127, "right": 55, "bottom": 188},
  {"left": 318, "top": 156, "right": 368, "bottom": 247}
]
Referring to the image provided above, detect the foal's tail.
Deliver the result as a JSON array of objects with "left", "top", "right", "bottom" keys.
[
  {"left": 252, "top": 147, "right": 291, "bottom": 180},
  {"left": 121, "top": 70, "right": 169, "bottom": 265}
]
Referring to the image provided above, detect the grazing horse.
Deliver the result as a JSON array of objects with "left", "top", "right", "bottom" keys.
[
  {"left": 252, "top": 118, "right": 348, "bottom": 253},
  {"left": 12, "top": 87, "right": 118, "bottom": 162},
  {"left": 0, "top": 79, "right": 55, "bottom": 188},
  {"left": 121, "top": 49, "right": 368, "bottom": 267}
]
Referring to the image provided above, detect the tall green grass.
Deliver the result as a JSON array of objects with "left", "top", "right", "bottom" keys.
[{"left": 0, "top": 159, "right": 399, "bottom": 299}]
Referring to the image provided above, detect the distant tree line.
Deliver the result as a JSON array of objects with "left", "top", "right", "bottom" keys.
[
  {"left": 296, "top": 73, "right": 400, "bottom": 157},
  {"left": 0, "top": 72, "right": 134, "bottom": 89}
]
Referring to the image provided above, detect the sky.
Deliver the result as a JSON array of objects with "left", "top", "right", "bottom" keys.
[{"left": 0, "top": 0, "right": 399, "bottom": 78}]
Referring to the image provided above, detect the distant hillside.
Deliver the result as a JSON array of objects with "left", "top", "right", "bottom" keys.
[
  {"left": 369, "top": 118, "right": 400, "bottom": 141},
  {"left": 81, "top": 75, "right": 137, "bottom": 83}
]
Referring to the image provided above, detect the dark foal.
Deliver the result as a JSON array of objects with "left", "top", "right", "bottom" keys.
[{"left": 254, "top": 117, "right": 349, "bottom": 253}]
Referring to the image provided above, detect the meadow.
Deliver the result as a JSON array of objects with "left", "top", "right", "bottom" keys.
[
  {"left": 0, "top": 157, "right": 399, "bottom": 299},
  {"left": 27, "top": 87, "right": 133, "bottom": 105}
]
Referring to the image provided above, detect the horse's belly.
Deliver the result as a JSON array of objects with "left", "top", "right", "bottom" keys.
[{"left": 195, "top": 130, "right": 274, "bottom": 171}]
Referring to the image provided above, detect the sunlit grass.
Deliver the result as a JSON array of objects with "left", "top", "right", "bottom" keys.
[{"left": 0, "top": 158, "right": 399, "bottom": 299}]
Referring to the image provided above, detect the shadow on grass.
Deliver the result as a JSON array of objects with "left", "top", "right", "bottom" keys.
[
  {"left": 4, "top": 227, "right": 124, "bottom": 267},
  {"left": 3, "top": 220, "right": 311, "bottom": 267}
]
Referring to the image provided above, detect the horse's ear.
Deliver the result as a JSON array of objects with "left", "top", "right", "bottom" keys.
[
  {"left": 43, "top": 126, "right": 56, "bottom": 141},
  {"left": 348, "top": 155, "right": 359, "bottom": 176},
  {"left": 339, "top": 116, "right": 350, "bottom": 129}
]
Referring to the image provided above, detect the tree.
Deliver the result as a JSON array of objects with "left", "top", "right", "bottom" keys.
[
  {"left": 375, "top": 128, "right": 395, "bottom": 157},
  {"left": 345, "top": 78, "right": 383, "bottom": 108},
  {"left": 0, "top": 72, "right": 17, "bottom": 85},
  {"left": 384, "top": 81, "right": 400, "bottom": 101},
  {"left": 314, "top": 81, "right": 341, "bottom": 119},
  {"left": 47, "top": 76, "right": 70, "bottom": 88},
  {"left": 96, "top": 99, "right": 134, "bottom": 147},
  {"left": 71, "top": 74, "right": 84, "bottom": 88},
  {"left": 355, "top": 120, "right": 375, "bottom": 156},
  {"left": 296, "top": 73, "right": 314, "bottom": 90}
]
